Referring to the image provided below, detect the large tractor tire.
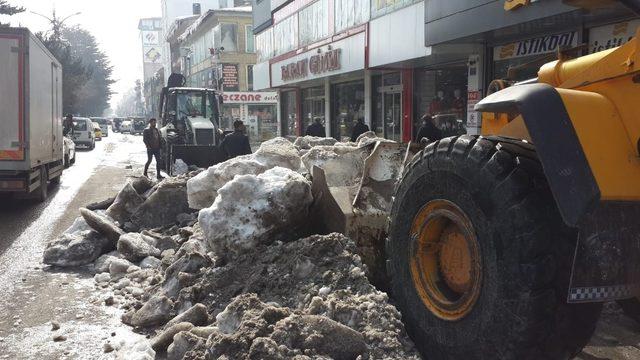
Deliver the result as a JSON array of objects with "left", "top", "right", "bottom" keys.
[{"left": 387, "top": 136, "right": 602, "bottom": 360}]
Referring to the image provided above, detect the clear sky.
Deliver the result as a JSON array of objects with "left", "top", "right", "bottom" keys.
[{"left": 4, "top": 0, "right": 162, "bottom": 108}]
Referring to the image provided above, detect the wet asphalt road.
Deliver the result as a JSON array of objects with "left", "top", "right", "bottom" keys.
[{"left": 0, "top": 131, "right": 150, "bottom": 359}]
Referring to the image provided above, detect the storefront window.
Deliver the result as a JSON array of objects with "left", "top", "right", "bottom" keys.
[
  {"left": 302, "top": 87, "right": 325, "bottom": 136},
  {"left": 222, "top": 104, "right": 241, "bottom": 131},
  {"left": 373, "top": 73, "right": 403, "bottom": 141},
  {"left": 281, "top": 90, "right": 298, "bottom": 137},
  {"left": 332, "top": 81, "right": 365, "bottom": 141},
  {"left": 413, "top": 67, "right": 468, "bottom": 139},
  {"left": 247, "top": 104, "right": 278, "bottom": 143},
  {"left": 299, "top": 0, "right": 329, "bottom": 46},
  {"left": 335, "top": 0, "right": 370, "bottom": 33}
]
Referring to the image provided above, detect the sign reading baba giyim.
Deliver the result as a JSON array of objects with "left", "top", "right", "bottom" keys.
[{"left": 281, "top": 49, "right": 341, "bottom": 82}]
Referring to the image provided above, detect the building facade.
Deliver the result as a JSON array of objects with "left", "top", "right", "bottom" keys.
[
  {"left": 169, "top": 6, "right": 279, "bottom": 142},
  {"left": 251, "top": 0, "right": 639, "bottom": 142}
]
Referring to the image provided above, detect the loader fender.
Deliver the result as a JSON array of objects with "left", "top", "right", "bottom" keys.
[
  {"left": 477, "top": 84, "right": 640, "bottom": 302},
  {"left": 475, "top": 83, "right": 599, "bottom": 226}
]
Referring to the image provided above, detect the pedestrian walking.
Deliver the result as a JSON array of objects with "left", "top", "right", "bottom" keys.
[
  {"left": 350, "top": 118, "right": 370, "bottom": 142},
  {"left": 415, "top": 114, "right": 443, "bottom": 143},
  {"left": 221, "top": 120, "right": 252, "bottom": 159},
  {"left": 143, "top": 118, "right": 164, "bottom": 180},
  {"left": 305, "top": 118, "right": 326, "bottom": 137}
]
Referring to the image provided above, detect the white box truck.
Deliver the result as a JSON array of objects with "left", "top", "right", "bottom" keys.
[{"left": 0, "top": 28, "right": 64, "bottom": 201}]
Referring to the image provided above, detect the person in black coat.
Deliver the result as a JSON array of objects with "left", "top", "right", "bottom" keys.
[
  {"left": 305, "top": 118, "right": 326, "bottom": 137},
  {"left": 350, "top": 118, "right": 370, "bottom": 142},
  {"left": 415, "top": 114, "right": 443, "bottom": 143},
  {"left": 221, "top": 120, "right": 252, "bottom": 159}
]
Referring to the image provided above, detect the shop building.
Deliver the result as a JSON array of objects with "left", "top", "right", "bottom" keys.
[
  {"left": 423, "top": 0, "right": 638, "bottom": 134},
  {"left": 252, "top": 0, "right": 431, "bottom": 142},
  {"left": 252, "top": 0, "right": 639, "bottom": 142}
]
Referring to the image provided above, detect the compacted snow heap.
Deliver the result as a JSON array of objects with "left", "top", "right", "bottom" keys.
[
  {"left": 42, "top": 136, "right": 420, "bottom": 360},
  {"left": 187, "top": 137, "right": 303, "bottom": 210}
]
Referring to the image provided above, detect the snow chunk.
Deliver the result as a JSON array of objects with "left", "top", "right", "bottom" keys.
[
  {"left": 187, "top": 137, "right": 302, "bottom": 210},
  {"left": 293, "top": 136, "right": 338, "bottom": 150},
  {"left": 187, "top": 157, "right": 267, "bottom": 209},
  {"left": 198, "top": 167, "right": 312, "bottom": 255},
  {"left": 173, "top": 159, "right": 189, "bottom": 176},
  {"left": 301, "top": 145, "right": 368, "bottom": 187}
]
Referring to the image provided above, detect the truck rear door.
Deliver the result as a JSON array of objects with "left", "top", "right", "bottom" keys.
[{"left": 0, "top": 33, "right": 24, "bottom": 161}]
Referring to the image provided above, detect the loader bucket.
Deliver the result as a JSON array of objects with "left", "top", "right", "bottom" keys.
[
  {"left": 167, "top": 144, "right": 226, "bottom": 175},
  {"left": 310, "top": 141, "right": 416, "bottom": 288}
]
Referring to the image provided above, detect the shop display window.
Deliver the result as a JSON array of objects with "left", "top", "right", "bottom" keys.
[
  {"left": 281, "top": 90, "right": 298, "bottom": 137},
  {"left": 302, "top": 87, "right": 326, "bottom": 136},
  {"left": 247, "top": 104, "right": 278, "bottom": 142},
  {"left": 221, "top": 104, "right": 242, "bottom": 131},
  {"left": 332, "top": 81, "right": 365, "bottom": 141},
  {"left": 413, "top": 67, "right": 468, "bottom": 139}
]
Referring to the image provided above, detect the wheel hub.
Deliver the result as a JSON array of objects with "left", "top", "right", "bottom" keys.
[{"left": 409, "top": 200, "right": 482, "bottom": 321}]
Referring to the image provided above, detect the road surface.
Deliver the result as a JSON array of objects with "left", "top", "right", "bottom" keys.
[
  {"left": 0, "top": 131, "right": 151, "bottom": 359},
  {"left": 0, "top": 131, "right": 638, "bottom": 359}
]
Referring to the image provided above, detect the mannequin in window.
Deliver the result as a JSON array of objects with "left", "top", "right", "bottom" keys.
[
  {"left": 452, "top": 89, "right": 465, "bottom": 119},
  {"left": 429, "top": 90, "right": 445, "bottom": 115}
]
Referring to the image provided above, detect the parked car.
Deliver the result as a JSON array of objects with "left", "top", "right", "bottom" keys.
[
  {"left": 71, "top": 117, "right": 96, "bottom": 149},
  {"left": 120, "top": 120, "right": 133, "bottom": 134},
  {"left": 93, "top": 122, "right": 103, "bottom": 140},
  {"left": 132, "top": 118, "right": 146, "bottom": 135},
  {"left": 63, "top": 136, "right": 76, "bottom": 168},
  {"left": 112, "top": 117, "right": 125, "bottom": 132},
  {"left": 90, "top": 117, "right": 109, "bottom": 137}
]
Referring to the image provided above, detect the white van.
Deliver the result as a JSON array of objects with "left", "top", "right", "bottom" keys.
[
  {"left": 120, "top": 120, "right": 133, "bottom": 134},
  {"left": 71, "top": 117, "right": 96, "bottom": 150}
]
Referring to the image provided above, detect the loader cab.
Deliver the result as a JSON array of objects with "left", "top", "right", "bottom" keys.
[{"left": 160, "top": 88, "right": 222, "bottom": 141}]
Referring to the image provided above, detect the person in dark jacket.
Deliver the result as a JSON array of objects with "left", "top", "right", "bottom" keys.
[
  {"left": 350, "top": 118, "right": 369, "bottom": 142},
  {"left": 63, "top": 114, "right": 74, "bottom": 137},
  {"left": 305, "top": 118, "right": 326, "bottom": 137},
  {"left": 221, "top": 120, "right": 252, "bottom": 159},
  {"left": 415, "top": 114, "right": 443, "bottom": 143},
  {"left": 143, "top": 118, "right": 164, "bottom": 180}
]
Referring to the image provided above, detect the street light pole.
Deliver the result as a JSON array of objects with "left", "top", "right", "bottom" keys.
[{"left": 30, "top": 10, "right": 82, "bottom": 40}]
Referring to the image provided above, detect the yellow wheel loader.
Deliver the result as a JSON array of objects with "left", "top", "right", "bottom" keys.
[
  {"left": 310, "top": 2, "right": 640, "bottom": 359},
  {"left": 386, "top": 6, "right": 640, "bottom": 360}
]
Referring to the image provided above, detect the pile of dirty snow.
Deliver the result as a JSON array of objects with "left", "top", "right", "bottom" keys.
[{"left": 42, "top": 135, "right": 421, "bottom": 360}]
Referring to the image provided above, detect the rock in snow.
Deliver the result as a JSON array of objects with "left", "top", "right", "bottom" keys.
[
  {"left": 126, "top": 295, "right": 174, "bottom": 328},
  {"left": 43, "top": 229, "right": 111, "bottom": 267},
  {"left": 198, "top": 167, "right": 313, "bottom": 256},
  {"left": 117, "top": 233, "right": 161, "bottom": 263},
  {"left": 80, "top": 208, "right": 124, "bottom": 244},
  {"left": 131, "top": 177, "right": 189, "bottom": 229},
  {"left": 106, "top": 183, "right": 145, "bottom": 225}
]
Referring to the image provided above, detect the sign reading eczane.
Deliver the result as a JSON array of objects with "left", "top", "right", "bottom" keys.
[{"left": 281, "top": 49, "right": 341, "bottom": 82}]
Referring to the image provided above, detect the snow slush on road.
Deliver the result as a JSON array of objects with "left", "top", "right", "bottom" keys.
[{"left": 41, "top": 136, "right": 421, "bottom": 359}]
